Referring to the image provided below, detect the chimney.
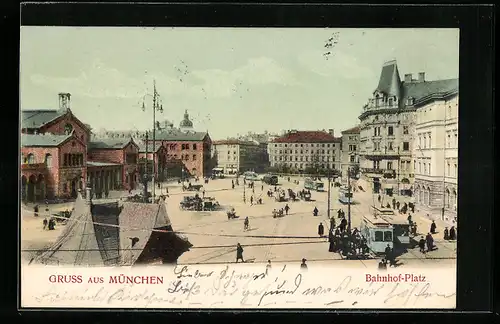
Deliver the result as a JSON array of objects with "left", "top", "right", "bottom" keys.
[
  {"left": 404, "top": 74, "right": 412, "bottom": 82},
  {"left": 58, "top": 93, "right": 71, "bottom": 111},
  {"left": 328, "top": 129, "right": 334, "bottom": 136},
  {"left": 418, "top": 72, "right": 425, "bottom": 82},
  {"left": 85, "top": 186, "right": 92, "bottom": 205}
]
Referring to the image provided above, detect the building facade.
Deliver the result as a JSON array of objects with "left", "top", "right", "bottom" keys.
[
  {"left": 358, "top": 60, "right": 458, "bottom": 199},
  {"left": 21, "top": 133, "right": 87, "bottom": 201},
  {"left": 88, "top": 138, "right": 140, "bottom": 191},
  {"left": 413, "top": 93, "right": 458, "bottom": 220},
  {"left": 269, "top": 130, "right": 342, "bottom": 174},
  {"left": 340, "top": 126, "right": 360, "bottom": 181},
  {"left": 212, "top": 139, "right": 269, "bottom": 174}
]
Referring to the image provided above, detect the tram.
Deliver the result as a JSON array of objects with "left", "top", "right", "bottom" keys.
[
  {"left": 263, "top": 174, "right": 279, "bottom": 185},
  {"left": 360, "top": 214, "right": 394, "bottom": 254},
  {"left": 304, "top": 178, "right": 325, "bottom": 192},
  {"left": 338, "top": 185, "right": 353, "bottom": 204},
  {"left": 243, "top": 171, "right": 260, "bottom": 181}
]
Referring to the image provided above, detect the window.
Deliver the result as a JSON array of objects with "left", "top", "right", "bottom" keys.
[
  {"left": 63, "top": 153, "right": 68, "bottom": 166},
  {"left": 182, "top": 144, "right": 186, "bottom": 150},
  {"left": 301, "top": 144, "right": 303, "bottom": 147},
  {"left": 419, "top": 135, "right": 422, "bottom": 148},
  {"left": 64, "top": 123, "right": 73, "bottom": 135},
  {"left": 27, "top": 153, "right": 35, "bottom": 164},
  {"left": 447, "top": 134, "right": 451, "bottom": 148},
  {"left": 419, "top": 162, "right": 422, "bottom": 173},
  {"left": 429, "top": 163, "right": 431, "bottom": 175},
  {"left": 193, "top": 144, "right": 197, "bottom": 150},
  {"left": 388, "top": 98, "right": 393, "bottom": 106},
  {"left": 353, "top": 145, "right": 356, "bottom": 151},
  {"left": 428, "top": 134, "right": 432, "bottom": 148},
  {"left": 192, "top": 155, "right": 196, "bottom": 160},
  {"left": 233, "top": 151, "right": 236, "bottom": 155},
  {"left": 44, "top": 154, "right": 52, "bottom": 167},
  {"left": 387, "top": 162, "right": 393, "bottom": 170},
  {"left": 403, "top": 126, "right": 409, "bottom": 134},
  {"left": 384, "top": 231, "right": 393, "bottom": 242},
  {"left": 350, "top": 155, "right": 355, "bottom": 163},
  {"left": 423, "top": 136, "right": 427, "bottom": 149},
  {"left": 424, "top": 163, "right": 427, "bottom": 174},
  {"left": 374, "top": 231, "right": 383, "bottom": 242},
  {"left": 228, "top": 151, "right": 231, "bottom": 155},
  {"left": 373, "top": 128, "right": 377, "bottom": 136},
  {"left": 388, "top": 142, "right": 393, "bottom": 150},
  {"left": 400, "top": 161, "right": 405, "bottom": 171},
  {"left": 388, "top": 126, "right": 394, "bottom": 136},
  {"left": 403, "top": 142, "right": 409, "bottom": 151},
  {"left": 447, "top": 163, "right": 450, "bottom": 176},
  {"left": 454, "top": 133, "right": 458, "bottom": 147},
  {"left": 454, "top": 164, "right": 457, "bottom": 177}
]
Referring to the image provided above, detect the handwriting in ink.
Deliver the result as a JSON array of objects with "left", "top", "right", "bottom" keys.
[
  {"left": 257, "top": 273, "right": 302, "bottom": 306},
  {"left": 173, "top": 266, "right": 214, "bottom": 279},
  {"left": 167, "top": 280, "right": 201, "bottom": 300}
]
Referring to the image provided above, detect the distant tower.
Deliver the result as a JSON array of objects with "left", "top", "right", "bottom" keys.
[
  {"left": 59, "top": 93, "right": 71, "bottom": 111},
  {"left": 179, "top": 110, "right": 194, "bottom": 132}
]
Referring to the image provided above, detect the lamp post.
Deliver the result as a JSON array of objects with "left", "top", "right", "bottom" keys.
[
  {"left": 347, "top": 167, "right": 352, "bottom": 233},
  {"left": 141, "top": 80, "right": 163, "bottom": 204},
  {"left": 143, "top": 132, "right": 149, "bottom": 202},
  {"left": 327, "top": 168, "right": 332, "bottom": 219}
]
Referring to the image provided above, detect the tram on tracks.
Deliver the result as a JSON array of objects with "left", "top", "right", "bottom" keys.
[{"left": 360, "top": 214, "right": 394, "bottom": 254}]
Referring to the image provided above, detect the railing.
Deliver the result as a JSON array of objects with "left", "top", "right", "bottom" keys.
[
  {"left": 21, "top": 163, "right": 46, "bottom": 171},
  {"left": 361, "top": 168, "right": 384, "bottom": 174}
]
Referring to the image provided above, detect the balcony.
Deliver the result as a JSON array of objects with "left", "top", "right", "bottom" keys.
[
  {"left": 361, "top": 168, "right": 383, "bottom": 174},
  {"left": 21, "top": 163, "right": 47, "bottom": 171}
]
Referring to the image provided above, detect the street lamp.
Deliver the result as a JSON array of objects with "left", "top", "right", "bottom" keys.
[{"left": 140, "top": 80, "right": 163, "bottom": 204}]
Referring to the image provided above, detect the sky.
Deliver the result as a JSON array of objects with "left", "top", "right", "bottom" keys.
[{"left": 20, "top": 27, "right": 459, "bottom": 140}]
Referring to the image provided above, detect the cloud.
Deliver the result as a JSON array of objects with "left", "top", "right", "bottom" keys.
[{"left": 297, "top": 50, "right": 375, "bottom": 80}]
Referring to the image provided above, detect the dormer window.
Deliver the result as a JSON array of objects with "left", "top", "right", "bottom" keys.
[
  {"left": 407, "top": 97, "right": 414, "bottom": 106},
  {"left": 388, "top": 98, "right": 393, "bottom": 106}
]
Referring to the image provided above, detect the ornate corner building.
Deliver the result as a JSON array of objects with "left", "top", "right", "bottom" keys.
[{"left": 358, "top": 60, "right": 458, "bottom": 220}]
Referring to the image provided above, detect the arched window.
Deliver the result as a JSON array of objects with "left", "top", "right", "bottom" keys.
[
  {"left": 64, "top": 123, "right": 73, "bottom": 135},
  {"left": 27, "top": 153, "right": 35, "bottom": 164},
  {"left": 45, "top": 154, "right": 52, "bottom": 167},
  {"left": 445, "top": 188, "right": 450, "bottom": 208}
]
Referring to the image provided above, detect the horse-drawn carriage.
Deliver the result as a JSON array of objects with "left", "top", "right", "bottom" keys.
[
  {"left": 182, "top": 183, "right": 203, "bottom": 192},
  {"left": 202, "top": 197, "right": 220, "bottom": 211},
  {"left": 180, "top": 195, "right": 202, "bottom": 210},
  {"left": 298, "top": 189, "right": 312, "bottom": 201},
  {"left": 275, "top": 190, "right": 286, "bottom": 202},
  {"left": 287, "top": 189, "right": 297, "bottom": 201}
]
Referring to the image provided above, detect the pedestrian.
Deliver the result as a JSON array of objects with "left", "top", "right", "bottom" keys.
[
  {"left": 430, "top": 220, "right": 437, "bottom": 234},
  {"left": 337, "top": 209, "right": 342, "bottom": 218},
  {"left": 330, "top": 217, "right": 336, "bottom": 230},
  {"left": 378, "top": 259, "right": 387, "bottom": 270},
  {"left": 449, "top": 226, "right": 456, "bottom": 240},
  {"left": 202, "top": 190, "right": 206, "bottom": 198},
  {"left": 313, "top": 206, "right": 318, "bottom": 216},
  {"left": 300, "top": 258, "right": 308, "bottom": 271},
  {"left": 392, "top": 198, "right": 396, "bottom": 209},
  {"left": 411, "top": 203, "right": 415, "bottom": 213},
  {"left": 328, "top": 230, "right": 335, "bottom": 252},
  {"left": 250, "top": 196, "right": 254, "bottom": 205},
  {"left": 378, "top": 195, "right": 381, "bottom": 202},
  {"left": 33, "top": 205, "right": 39, "bottom": 217},
  {"left": 232, "top": 183, "right": 235, "bottom": 189},
  {"left": 318, "top": 222, "right": 324, "bottom": 237},
  {"left": 388, "top": 247, "right": 397, "bottom": 267},
  {"left": 418, "top": 236, "right": 426, "bottom": 253},
  {"left": 266, "top": 260, "right": 272, "bottom": 274},
  {"left": 425, "top": 233, "right": 434, "bottom": 252},
  {"left": 48, "top": 218, "right": 55, "bottom": 231},
  {"left": 236, "top": 243, "right": 244, "bottom": 263},
  {"left": 443, "top": 227, "right": 449, "bottom": 240},
  {"left": 42, "top": 218, "right": 48, "bottom": 230},
  {"left": 284, "top": 204, "right": 290, "bottom": 215},
  {"left": 385, "top": 243, "right": 391, "bottom": 261},
  {"left": 396, "top": 201, "right": 400, "bottom": 210},
  {"left": 244, "top": 217, "right": 249, "bottom": 231},
  {"left": 157, "top": 182, "right": 161, "bottom": 189},
  {"left": 252, "top": 187, "right": 255, "bottom": 194},
  {"left": 261, "top": 184, "right": 264, "bottom": 191}
]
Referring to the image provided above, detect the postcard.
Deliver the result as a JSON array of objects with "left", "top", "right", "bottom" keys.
[{"left": 20, "top": 27, "right": 458, "bottom": 309}]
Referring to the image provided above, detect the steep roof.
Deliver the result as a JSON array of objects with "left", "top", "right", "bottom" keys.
[
  {"left": 31, "top": 192, "right": 104, "bottom": 266},
  {"left": 402, "top": 78, "right": 458, "bottom": 106},
  {"left": 376, "top": 60, "right": 402, "bottom": 98},
  {"left": 21, "top": 109, "right": 66, "bottom": 129},
  {"left": 31, "top": 193, "right": 180, "bottom": 266},
  {"left": 21, "top": 133, "right": 72, "bottom": 147},
  {"left": 272, "top": 131, "right": 341, "bottom": 143},
  {"left": 89, "top": 138, "right": 136, "bottom": 150},
  {"left": 148, "top": 129, "right": 208, "bottom": 142},
  {"left": 137, "top": 142, "right": 163, "bottom": 153},
  {"left": 341, "top": 126, "right": 361, "bottom": 134}
]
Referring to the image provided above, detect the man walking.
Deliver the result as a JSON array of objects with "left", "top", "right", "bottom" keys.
[
  {"left": 236, "top": 243, "right": 245, "bottom": 263},
  {"left": 318, "top": 222, "right": 324, "bottom": 237}
]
